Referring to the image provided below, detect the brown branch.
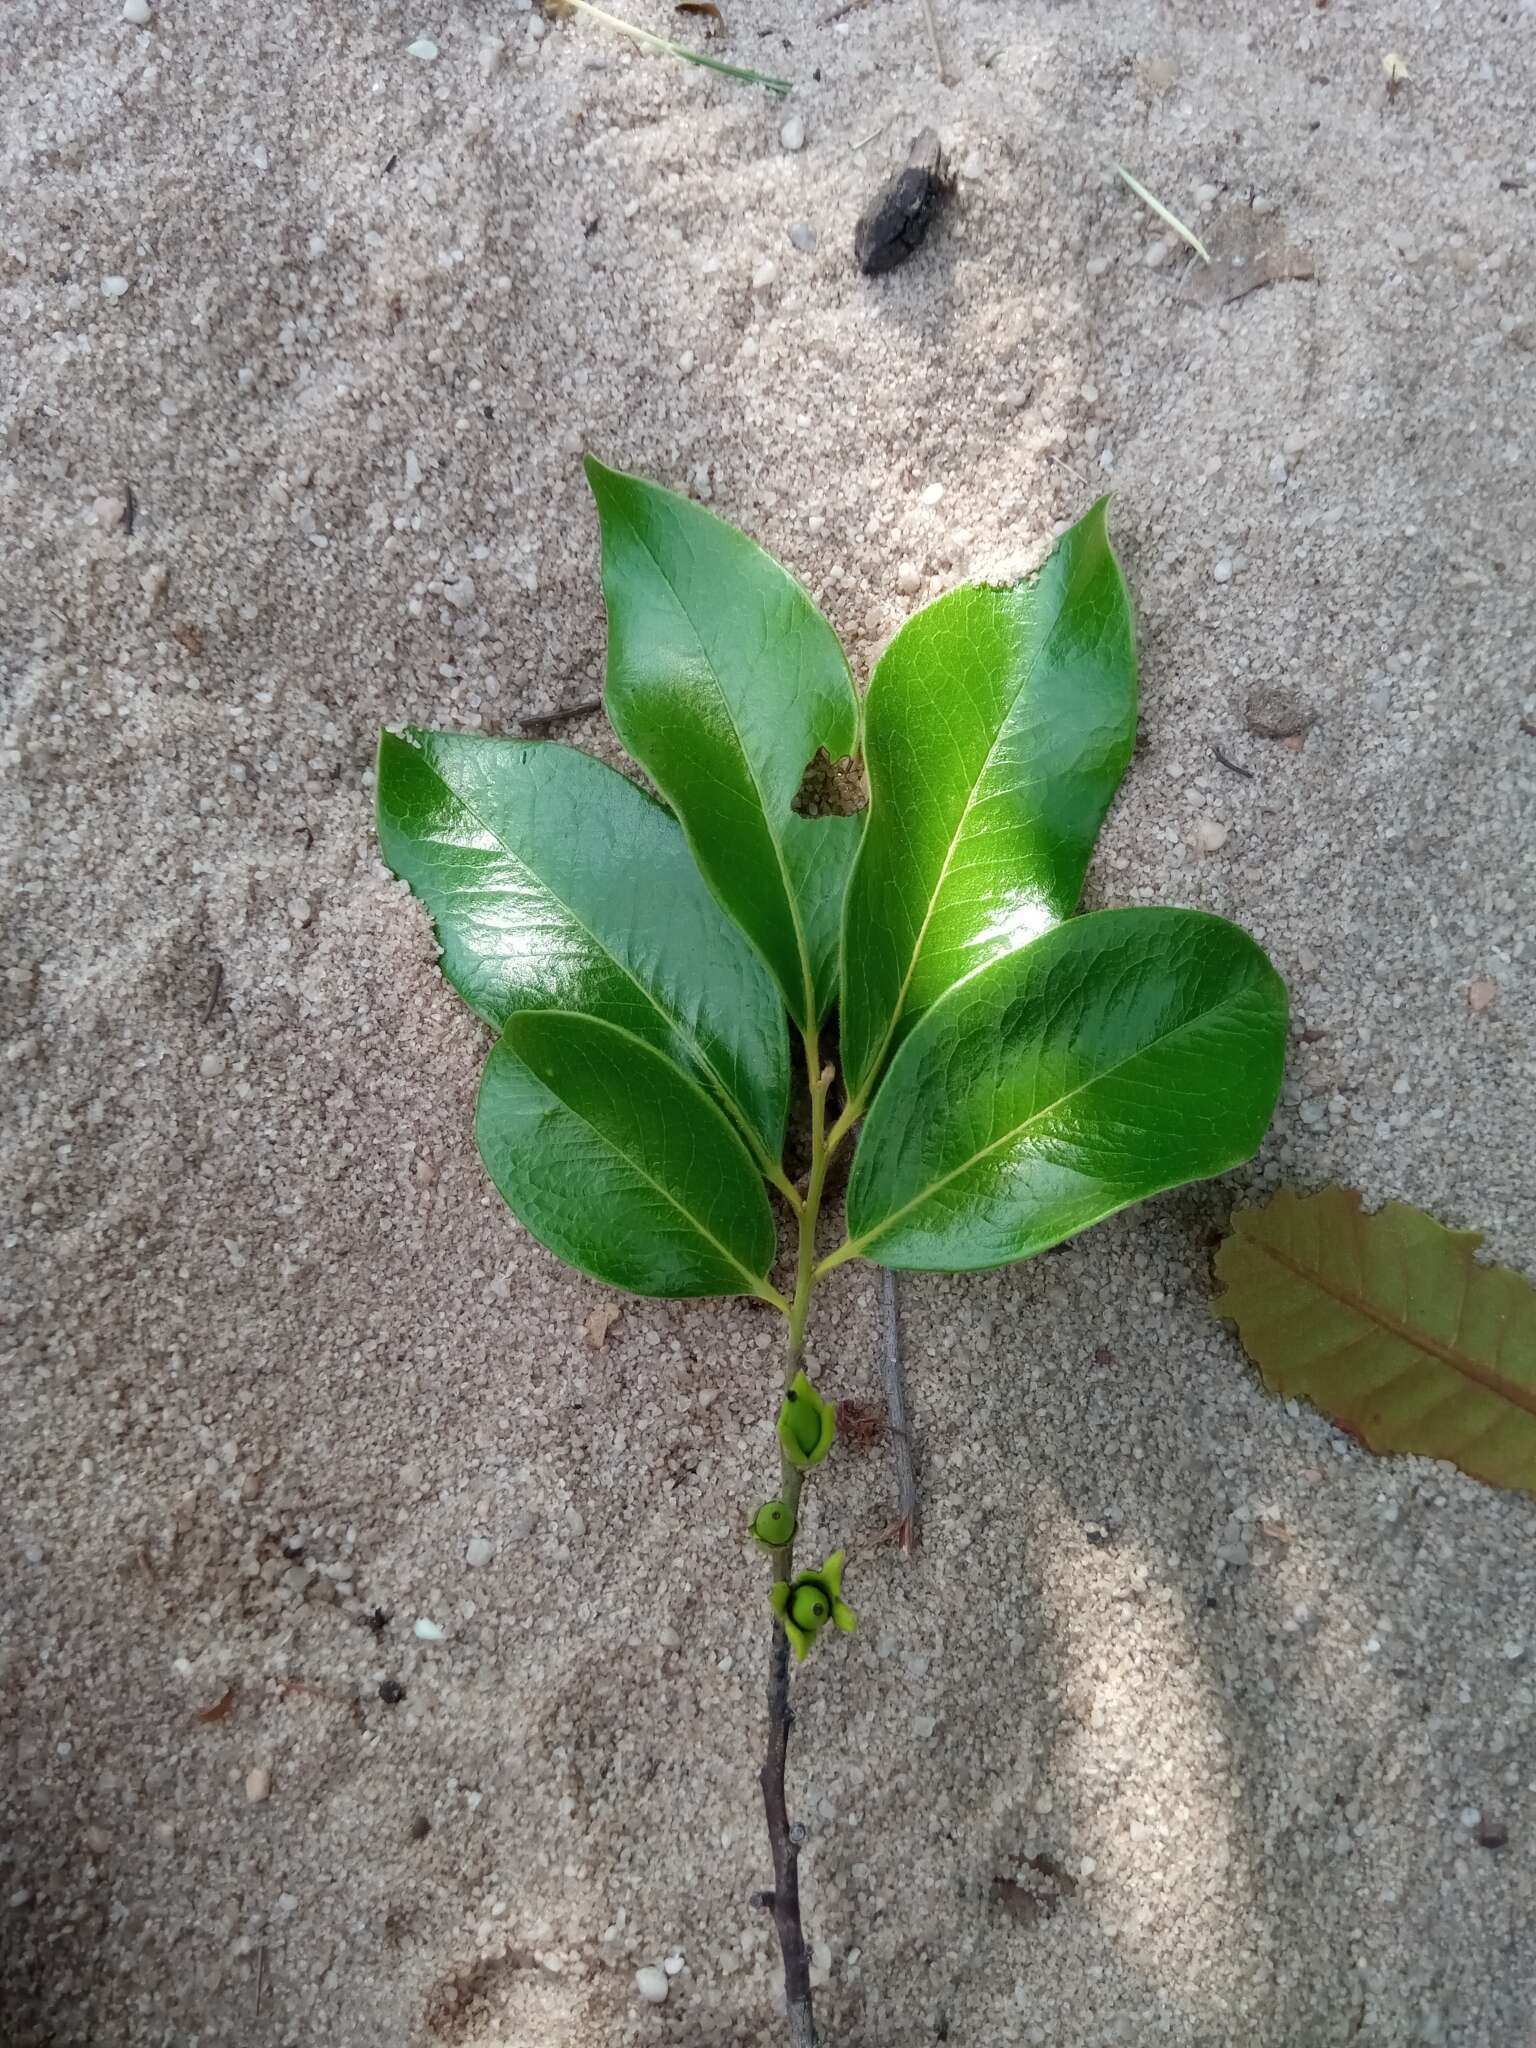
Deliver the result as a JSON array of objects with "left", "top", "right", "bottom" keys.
[
  {"left": 760, "top": 1620, "right": 817, "bottom": 2047},
  {"left": 517, "top": 695, "right": 603, "bottom": 731},
  {"left": 878, "top": 1268, "right": 919, "bottom": 1552}
]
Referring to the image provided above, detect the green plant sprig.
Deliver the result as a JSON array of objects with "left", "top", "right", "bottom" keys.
[{"left": 376, "top": 462, "right": 1288, "bottom": 2044}]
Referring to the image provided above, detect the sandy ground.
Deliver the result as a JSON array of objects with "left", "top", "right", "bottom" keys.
[{"left": 4, "top": 1, "right": 1536, "bottom": 2043}]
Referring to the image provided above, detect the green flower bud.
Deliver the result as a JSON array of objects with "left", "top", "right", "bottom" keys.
[
  {"left": 751, "top": 1500, "right": 795, "bottom": 1551},
  {"left": 769, "top": 1552, "right": 857, "bottom": 1662},
  {"left": 776, "top": 1370, "right": 836, "bottom": 1471}
]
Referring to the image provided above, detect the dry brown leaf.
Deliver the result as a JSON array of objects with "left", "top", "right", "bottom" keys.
[
  {"left": 676, "top": 1, "right": 723, "bottom": 17},
  {"left": 194, "top": 1685, "right": 237, "bottom": 1724},
  {"left": 584, "top": 1302, "right": 623, "bottom": 1350}
]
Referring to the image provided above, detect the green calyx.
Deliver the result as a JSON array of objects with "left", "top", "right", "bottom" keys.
[
  {"left": 769, "top": 1552, "right": 857, "bottom": 1662},
  {"left": 751, "top": 1500, "right": 796, "bottom": 1551},
  {"left": 776, "top": 1370, "right": 836, "bottom": 1471}
]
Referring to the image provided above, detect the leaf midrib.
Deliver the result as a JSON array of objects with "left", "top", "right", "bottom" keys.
[
  {"left": 854, "top": 569, "right": 1080, "bottom": 1095},
  {"left": 1251, "top": 1234, "right": 1536, "bottom": 1421},
  {"left": 510, "top": 1017, "right": 770, "bottom": 1294},
  {"left": 851, "top": 972, "right": 1255, "bottom": 1255},
  {"left": 408, "top": 739, "right": 775, "bottom": 1172},
  {"left": 620, "top": 510, "right": 822, "bottom": 1030}
]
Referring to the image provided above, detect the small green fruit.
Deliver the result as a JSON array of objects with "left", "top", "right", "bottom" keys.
[
  {"left": 770, "top": 1552, "right": 857, "bottom": 1662},
  {"left": 751, "top": 1500, "right": 796, "bottom": 1551}
]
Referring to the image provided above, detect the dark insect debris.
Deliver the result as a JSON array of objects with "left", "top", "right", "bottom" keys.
[{"left": 854, "top": 128, "right": 948, "bottom": 277}]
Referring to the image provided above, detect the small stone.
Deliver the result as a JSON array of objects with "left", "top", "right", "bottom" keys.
[
  {"left": 199, "top": 1051, "right": 225, "bottom": 1078},
  {"left": 1475, "top": 1818, "right": 1509, "bottom": 1850},
  {"left": 896, "top": 562, "right": 922, "bottom": 596},
  {"left": 663, "top": 1952, "right": 685, "bottom": 1977},
  {"left": 413, "top": 1617, "right": 445, "bottom": 1642},
  {"left": 1145, "top": 238, "right": 1171, "bottom": 269},
  {"left": 443, "top": 574, "right": 476, "bottom": 612},
  {"left": 787, "top": 222, "right": 817, "bottom": 253},
  {"left": 634, "top": 1965, "right": 669, "bottom": 2005},
  {"left": 1459, "top": 1806, "right": 1482, "bottom": 1830},
  {"left": 1501, "top": 1640, "right": 1525, "bottom": 1662},
  {"left": 1212, "top": 558, "right": 1233, "bottom": 584},
  {"left": 751, "top": 259, "right": 777, "bottom": 292},
  {"left": 84, "top": 1826, "right": 112, "bottom": 1857},
  {"left": 465, "top": 1537, "right": 493, "bottom": 1569},
  {"left": 406, "top": 37, "right": 438, "bottom": 61},
  {"left": 479, "top": 35, "right": 504, "bottom": 76},
  {"left": 410, "top": 1814, "right": 431, "bottom": 1840},
  {"left": 1193, "top": 817, "right": 1229, "bottom": 854},
  {"left": 780, "top": 115, "right": 805, "bottom": 153},
  {"left": 1244, "top": 682, "right": 1315, "bottom": 739},
  {"left": 1467, "top": 977, "right": 1497, "bottom": 1012},
  {"left": 288, "top": 896, "right": 312, "bottom": 927},
  {"left": 245, "top": 1767, "right": 272, "bottom": 1804},
  {"left": 809, "top": 1940, "right": 833, "bottom": 1989},
  {"left": 140, "top": 563, "right": 169, "bottom": 605},
  {"left": 566, "top": 1508, "right": 586, "bottom": 1539},
  {"left": 93, "top": 495, "right": 127, "bottom": 530},
  {"left": 400, "top": 1460, "right": 424, "bottom": 1490},
  {"left": 101, "top": 275, "right": 131, "bottom": 301},
  {"left": 657, "top": 1624, "right": 681, "bottom": 1651},
  {"left": 919, "top": 482, "right": 945, "bottom": 507},
  {"left": 379, "top": 1679, "right": 406, "bottom": 1706},
  {"left": 122, "top": 0, "right": 151, "bottom": 22}
]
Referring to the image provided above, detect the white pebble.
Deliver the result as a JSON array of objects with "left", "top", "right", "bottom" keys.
[
  {"left": 288, "top": 896, "right": 312, "bottom": 926},
  {"left": 199, "top": 1051, "right": 226, "bottom": 1079},
  {"left": 751, "top": 259, "right": 777, "bottom": 292},
  {"left": 1459, "top": 1806, "right": 1481, "bottom": 1830},
  {"left": 787, "top": 222, "right": 817, "bottom": 254},
  {"left": 100, "top": 275, "right": 131, "bottom": 301},
  {"left": 1502, "top": 1641, "right": 1525, "bottom": 1662},
  {"left": 663, "top": 1952, "right": 685, "bottom": 1976},
  {"left": 919, "top": 482, "right": 945, "bottom": 508},
  {"left": 896, "top": 562, "right": 922, "bottom": 596},
  {"left": 465, "top": 1537, "right": 493, "bottom": 1569},
  {"left": 122, "top": 0, "right": 151, "bottom": 22},
  {"left": 1213, "top": 558, "right": 1233, "bottom": 583},
  {"left": 634, "top": 1965, "right": 669, "bottom": 2005},
  {"left": 780, "top": 115, "right": 805, "bottom": 152},
  {"left": 1145, "top": 238, "right": 1171, "bottom": 269},
  {"left": 245, "top": 1766, "right": 272, "bottom": 1804},
  {"left": 1194, "top": 817, "right": 1229, "bottom": 853},
  {"left": 443, "top": 574, "right": 476, "bottom": 612},
  {"left": 93, "top": 495, "right": 126, "bottom": 529},
  {"left": 414, "top": 1616, "right": 446, "bottom": 1642},
  {"left": 657, "top": 1624, "right": 681, "bottom": 1651},
  {"left": 406, "top": 37, "right": 438, "bottom": 61}
]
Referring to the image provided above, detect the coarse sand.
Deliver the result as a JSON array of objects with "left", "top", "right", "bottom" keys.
[{"left": 3, "top": 2, "right": 1535, "bottom": 2044}]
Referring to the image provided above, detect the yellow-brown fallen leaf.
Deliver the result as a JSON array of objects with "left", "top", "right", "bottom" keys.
[{"left": 1216, "top": 1186, "right": 1536, "bottom": 1494}]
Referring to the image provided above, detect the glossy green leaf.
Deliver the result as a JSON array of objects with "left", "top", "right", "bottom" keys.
[
  {"left": 840, "top": 500, "right": 1136, "bottom": 1102},
  {"left": 841, "top": 909, "right": 1287, "bottom": 1273},
  {"left": 585, "top": 457, "right": 860, "bottom": 1032},
  {"left": 1215, "top": 1187, "right": 1536, "bottom": 1494},
  {"left": 376, "top": 729, "right": 788, "bottom": 1171},
  {"left": 476, "top": 1012, "right": 779, "bottom": 1299}
]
